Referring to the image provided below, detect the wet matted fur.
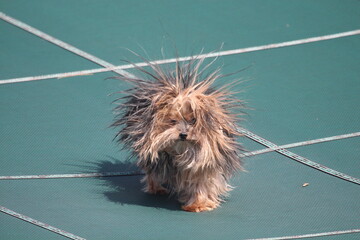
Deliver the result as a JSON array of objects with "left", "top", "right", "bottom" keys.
[{"left": 111, "top": 56, "right": 245, "bottom": 212}]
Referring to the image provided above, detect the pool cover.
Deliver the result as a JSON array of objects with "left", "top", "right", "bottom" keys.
[{"left": 0, "top": 1, "right": 359, "bottom": 239}]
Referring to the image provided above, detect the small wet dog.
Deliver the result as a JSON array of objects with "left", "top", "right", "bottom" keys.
[{"left": 112, "top": 56, "right": 244, "bottom": 212}]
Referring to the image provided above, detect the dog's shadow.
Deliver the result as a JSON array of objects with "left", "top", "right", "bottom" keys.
[{"left": 82, "top": 157, "right": 181, "bottom": 211}]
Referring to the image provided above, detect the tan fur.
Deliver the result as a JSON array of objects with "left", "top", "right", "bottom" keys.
[{"left": 112, "top": 56, "right": 245, "bottom": 212}]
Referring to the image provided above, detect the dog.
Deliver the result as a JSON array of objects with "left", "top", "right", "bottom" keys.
[{"left": 112, "top": 56, "right": 245, "bottom": 212}]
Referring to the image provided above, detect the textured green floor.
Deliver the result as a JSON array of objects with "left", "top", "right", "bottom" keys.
[{"left": 1, "top": 0, "right": 360, "bottom": 239}]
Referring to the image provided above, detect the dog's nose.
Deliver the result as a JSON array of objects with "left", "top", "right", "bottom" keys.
[{"left": 179, "top": 133, "right": 188, "bottom": 140}]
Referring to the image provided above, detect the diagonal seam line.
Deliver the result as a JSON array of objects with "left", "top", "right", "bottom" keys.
[
  {"left": 0, "top": 131, "right": 359, "bottom": 180},
  {"left": 0, "top": 205, "right": 86, "bottom": 240},
  {"left": 246, "top": 228, "right": 360, "bottom": 240},
  {"left": 1, "top": 29, "right": 360, "bottom": 84},
  {"left": 245, "top": 131, "right": 360, "bottom": 156},
  {"left": 0, "top": 12, "right": 135, "bottom": 79},
  {"left": 238, "top": 128, "right": 360, "bottom": 185}
]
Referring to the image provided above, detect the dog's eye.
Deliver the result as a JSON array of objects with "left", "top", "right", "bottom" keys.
[
  {"left": 189, "top": 118, "right": 196, "bottom": 125},
  {"left": 170, "top": 119, "right": 177, "bottom": 125}
]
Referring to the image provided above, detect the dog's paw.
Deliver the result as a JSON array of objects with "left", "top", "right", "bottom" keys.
[
  {"left": 181, "top": 201, "right": 218, "bottom": 212},
  {"left": 145, "top": 186, "right": 169, "bottom": 195}
]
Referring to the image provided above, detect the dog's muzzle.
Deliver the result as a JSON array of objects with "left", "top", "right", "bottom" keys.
[{"left": 179, "top": 133, "right": 188, "bottom": 140}]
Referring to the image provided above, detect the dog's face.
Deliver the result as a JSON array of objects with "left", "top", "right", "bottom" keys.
[
  {"left": 167, "top": 100, "right": 198, "bottom": 142},
  {"left": 152, "top": 95, "right": 201, "bottom": 154}
]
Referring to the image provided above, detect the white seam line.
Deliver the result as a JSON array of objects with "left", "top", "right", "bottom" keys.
[
  {"left": 1, "top": 29, "right": 360, "bottom": 85},
  {"left": 0, "top": 205, "right": 86, "bottom": 240},
  {"left": 244, "top": 131, "right": 360, "bottom": 157},
  {"left": 0, "top": 171, "right": 144, "bottom": 180},
  {"left": 0, "top": 131, "right": 359, "bottom": 180},
  {"left": 238, "top": 128, "right": 360, "bottom": 185},
  {"left": 0, "top": 12, "right": 135, "bottom": 79},
  {"left": 246, "top": 228, "right": 360, "bottom": 240}
]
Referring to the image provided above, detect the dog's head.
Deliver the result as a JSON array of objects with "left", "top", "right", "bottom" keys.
[
  {"left": 113, "top": 57, "right": 245, "bottom": 166},
  {"left": 161, "top": 98, "right": 197, "bottom": 141},
  {"left": 148, "top": 79, "right": 242, "bottom": 158}
]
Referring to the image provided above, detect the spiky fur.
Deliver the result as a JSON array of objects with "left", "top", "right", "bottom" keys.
[{"left": 112, "top": 56, "right": 244, "bottom": 212}]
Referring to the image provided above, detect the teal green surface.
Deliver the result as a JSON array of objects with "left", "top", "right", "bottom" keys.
[
  {"left": 238, "top": 36, "right": 360, "bottom": 145},
  {"left": 0, "top": 74, "right": 118, "bottom": 176},
  {"left": 0, "top": 153, "right": 359, "bottom": 240},
  {"left": 1, "top": 0, "right": 360, "bottom": 239},
  {"left": 292, "top": 138, "right": 360, "bottom": 177},
  {"left": 2, "top": 0, "right": 360, "bottom": 64},
  {"left": 0, "top": 214, "right": 65, "bottom": 240},
  {"left": 0, "top": 21, "right": 98, "bottom": 79}
]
